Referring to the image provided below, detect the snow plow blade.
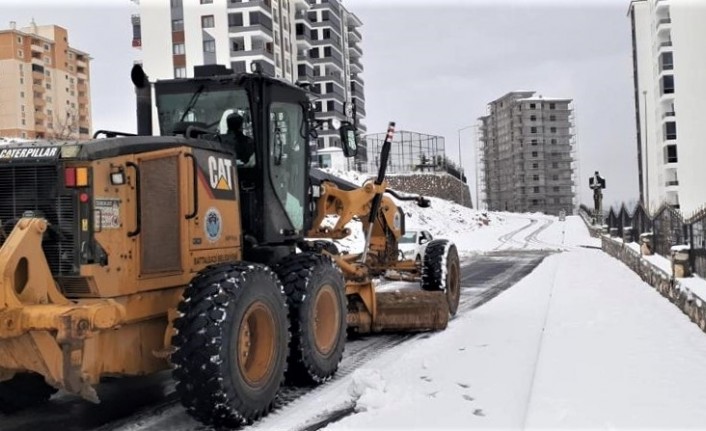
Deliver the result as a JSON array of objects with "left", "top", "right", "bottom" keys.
[{"left": 372, "top": 291, "right": 449, "bottom": 332}]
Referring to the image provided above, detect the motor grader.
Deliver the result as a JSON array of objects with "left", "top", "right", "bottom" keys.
[{"left": 0, "top": 64, "right": 460, "bottom": 427}]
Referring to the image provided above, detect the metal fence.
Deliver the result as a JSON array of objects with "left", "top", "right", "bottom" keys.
[{"left": 601, "top": 202, "right": 706, "bottom": 278}]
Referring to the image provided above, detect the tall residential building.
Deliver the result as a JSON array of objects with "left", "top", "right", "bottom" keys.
[
  {"left": 132, "top": 0, "right": 366, "bottom": 148},
  {"left": 478, "top": 91, "right": 576, "bottom": 215},
  {"left": 0, "top": 21, "right": 92, "bottom": 140},
  {"left": 628, "top": 0, "right": 706, "bottom": 216}
]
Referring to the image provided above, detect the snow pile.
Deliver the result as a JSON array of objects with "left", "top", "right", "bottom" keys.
[{"left": 347, "top": 369, "right": 388, "bottom": 412}]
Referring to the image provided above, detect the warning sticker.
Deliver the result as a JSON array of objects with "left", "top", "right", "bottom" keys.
[{"left": 94, "top": 198, "right": 121, "bottom": 229}]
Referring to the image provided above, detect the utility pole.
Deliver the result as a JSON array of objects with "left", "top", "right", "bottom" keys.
[
  {"left": 457, "top": 125, "right": 475, "bottom": 207},
  {"left": 643, "top": 90, "right": 650, "bottom": 214}
]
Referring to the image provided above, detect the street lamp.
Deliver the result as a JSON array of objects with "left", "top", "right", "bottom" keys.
[{"left": 457, "top": 125, "right": 476, "bottom": 207}]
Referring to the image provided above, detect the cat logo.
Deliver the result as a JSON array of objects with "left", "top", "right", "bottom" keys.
[{"left": 208, "top": 156, "right": 233, "bottom": 191}]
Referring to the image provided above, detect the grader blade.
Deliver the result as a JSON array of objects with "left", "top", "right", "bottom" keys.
[{"left": 372, "top": 291, "right": 449, "bottom": 332}]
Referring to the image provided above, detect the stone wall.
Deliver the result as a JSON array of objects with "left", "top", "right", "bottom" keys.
[
  {"left": 602, "top": 236, "right": 706, "bottom": 332},
  {"left": 385, "top": 173, "right": 472, "bottom": 208}
]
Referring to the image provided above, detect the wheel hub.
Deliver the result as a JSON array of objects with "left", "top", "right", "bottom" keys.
[
  {"left": 237, "top": 301, "right": 276, "bottom": 388},
  {"left": 312, "top": 284, "right": 340, "bottom": 356}
]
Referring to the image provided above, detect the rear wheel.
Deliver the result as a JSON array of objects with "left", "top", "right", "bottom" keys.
[
  {"left": 275, "top": 253, "right": 347, "bottom": 385},
  {"left": 0, "top": 373, "right": 57, "bottom": 414},
  {"left": 171, "top": 263, "right": 289, "bottom": 427},
  {"left": 421, "top": 240, "right": 461, "bottom": 316}
]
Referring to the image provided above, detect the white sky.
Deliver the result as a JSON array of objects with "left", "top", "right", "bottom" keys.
[{"left": 0, "top": 0, "right": 639, "bottom": 208}]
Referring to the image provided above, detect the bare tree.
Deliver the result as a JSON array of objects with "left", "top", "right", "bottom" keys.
[{"left": 51, "top": 108, "right": 79, "bottom": 140}]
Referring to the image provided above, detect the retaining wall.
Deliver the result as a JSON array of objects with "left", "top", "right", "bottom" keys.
[
  {"left": 386, "top": 173, "right": 472, "bottom": 208},
  {"left": 602, "top": 236, "right": 706, "bottom": 332}
]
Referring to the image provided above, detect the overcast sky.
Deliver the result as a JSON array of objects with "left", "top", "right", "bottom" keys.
[{"left": 2, "top": 0, "right": 637, "bottom": 208}]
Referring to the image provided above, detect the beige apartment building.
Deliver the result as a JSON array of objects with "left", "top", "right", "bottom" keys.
[{"left": 0, "top": 21, "right": 91, "bottom": 140}]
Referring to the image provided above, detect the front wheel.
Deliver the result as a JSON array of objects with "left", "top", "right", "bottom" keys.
[
  {"left": 421, "top": 240, "right": 461, "bottom": 316},
  {"left": 171, "top": 263, "right": 289, "bottom": 428}
]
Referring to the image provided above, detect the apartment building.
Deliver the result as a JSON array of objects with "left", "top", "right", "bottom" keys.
[
  {"left": 0, "top": 21, "right": 91, "bottom": 140},
  {"left": 628, "top": 0, "right": 706, "bottom": 216},
  {"left": 478, "top": 91, "right": 576, "bottom": 215},
  {"left": 132, "top": 0, "right": 366, "bottom": 149}
]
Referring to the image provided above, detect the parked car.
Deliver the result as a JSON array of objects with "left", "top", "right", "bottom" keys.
[{"left": 398, "top": 229, "right": 433, "bottom": 262}]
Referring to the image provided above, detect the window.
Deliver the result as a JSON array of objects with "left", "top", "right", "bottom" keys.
[
  {"left": 552, "top": 175, "right": 559, "bottom": 180},
  {"left": 530, "top": 126, "right": 537, "bottom": 133},
  {"left": 326, "top": 100, "right": 334, "bottom": 111},
  {"left": 665, "top": 144, "right": 678, "bottom": 163},
  {"left": 228, "top": 13, "right": 243, "bottom": 27},
  {"left": 321, "top": 10, "right": 330, "bottom": 21},
  {"left": 661, "top": 52, "right": 674, "bottom": 71},
  {"left": 532, "top": 163, "right": 538, "bottom": 169},
  {"left": 549, "top": 103, "right": 556, "bottom": 110},
  {"left": 550, "top": 127, "right": 557, "bottom": 133},
  {"left": 17, "top": 50, "right": 23, "bottom": 58},
  {"left": 20, "top": 91, "right": 24, "bottom": 98},
  {"left": 551, "top": 138, "right": 557, "bottom": 144},
  {"left": 269, "top": 102, "right": 306, "bottom": 230},
  {"left": 173, "top": 43, "right": 185, "bottom": 55},
  {"left": 297, "top": 64, "right": 306, "bottom": 76},
  {"left": 553, "top": 186, "right": 560, "bottom": 192},
  {"left": 17, "top": 36, "right": 22, "bottom": 43},
  {"left": 531, "top": 151, "right": 538, "bottom": 157},
  {"left": 174, "top": 67, "right": 187, "bottom": 78},
  {"left": 531, "top": 139, "right": 538, "bottom": 146},
  {"left": 310, "top": 48, "right": 320, "bottom": 59},
  {"left": 325, "top": 82, "right": 334, "bottom": 93},
  {"left": 549, "top": 115, "right": 556, "bottom": 121},
  {"left": 323, "top": 47, "right": 332, "bottom": 57},
  {"left": 530, "top": 115, "right": 536, "bottom": 121},
  {"left": 533, "top": 187, "right": 540, "bottom": 193},
  {"left": 202, "top": 15, "right": 215, "bottom": 28},
  {"left": 172, "top": 19, "right": 184, "bottom": 32},
  {"left": 665, "top": 121, "right": 677, "bottom": 140},
  {"left": 529, "top": 103, "right": 536, "bottom": 109},
  {"left": 203, "top": 40, "right": 216, "bottom": 52},
  {"left": 662, "top": 75, "right": 675, "bottom": 94}
]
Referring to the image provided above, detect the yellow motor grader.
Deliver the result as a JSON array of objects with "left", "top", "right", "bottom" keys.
[{"left": 0, "top": 64, "right": 460, "bottom": 427}]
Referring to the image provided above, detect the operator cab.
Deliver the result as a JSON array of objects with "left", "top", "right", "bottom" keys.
[{"left": 133, "top": 64, "right": 358, "bottom": 263}]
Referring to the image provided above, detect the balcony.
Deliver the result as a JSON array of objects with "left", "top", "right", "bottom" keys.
[
  {"left": 662, "top": 110, "right": 675, "bottom": 119},
  {"left": 348, "top": 43, "right": 362, "bottom": 58},
  {"left": 656, "top": 17, "right": 672, "bottom": 34},
  {"left": 350, "top": 60, "right": 363, "bottom": 74},
  {"left": 228, "top": 0, "right": 271, "bottom": 11},
  {"left": 348, "top": 27, "right": 361, "bottom": 43},
  {"left": 34, "top": 97, "right": 46, "bottom": 107},
  {"left": 32, "top": 84, "right": 45, "bottom": 93},
  {"left": 292, "top": 0, "right": 309, "bottom": 12}
]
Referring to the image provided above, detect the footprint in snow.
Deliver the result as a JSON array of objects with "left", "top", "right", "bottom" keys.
[
  {"left": 462, "top": 394, "right": 475, "bottom": 402},
  {"left": 473, "top": 408, "right": 485, "bottom": 417},
  {"left": 458, "top": 347, "right": 466, "bottom": 351},
  {"left": 457, "top": 382, "right": 470, "bottom": 389},
  {"left": 419, "top": 375, "right": 433, "bottom": 382},
  {"left": 426, "top": 391, "right": 439, "bottom": 398}
]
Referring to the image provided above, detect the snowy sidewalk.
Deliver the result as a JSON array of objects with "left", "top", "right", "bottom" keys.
[{"left": 325, "top": 248, "right": 706, "bottom": 430}]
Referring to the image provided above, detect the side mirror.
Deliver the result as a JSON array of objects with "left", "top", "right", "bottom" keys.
[{"left": 338, "top": 122, "right": 358, "bottom": 158}]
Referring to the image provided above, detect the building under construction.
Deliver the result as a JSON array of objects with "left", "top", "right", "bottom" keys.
[{"left": 478, "top": 91, "right": 576, "bottom": 215}]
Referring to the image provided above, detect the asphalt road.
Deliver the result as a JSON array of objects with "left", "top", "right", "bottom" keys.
[{"left": 0, "top": 250, "right": 550, "bottom": 431}]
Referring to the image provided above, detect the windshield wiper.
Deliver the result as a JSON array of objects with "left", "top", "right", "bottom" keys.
[{"left": 178, "top": 84, "right": 206, "bottom": 123}]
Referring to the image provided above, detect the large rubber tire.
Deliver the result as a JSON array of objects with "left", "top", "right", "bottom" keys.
[
  {"left": 275, "top": 253, "right": 347, "bottom": 385},
  {"left": 421, "top": 240, "right": 461, "bottom": 316},
  {"left": 171, "top": 263, "right": 289, "bottom": 428},
  {"left": 0, "top": 373, "right": 57, "bottom": 414}
]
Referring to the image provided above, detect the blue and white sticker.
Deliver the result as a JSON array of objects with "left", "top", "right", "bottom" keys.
[{"left": 205, "top": 207, "right": 222, "bottom": 243}]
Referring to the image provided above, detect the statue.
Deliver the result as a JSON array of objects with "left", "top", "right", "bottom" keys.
[{"left": 589, "top": 171, "right": 606, "bottom": 225}]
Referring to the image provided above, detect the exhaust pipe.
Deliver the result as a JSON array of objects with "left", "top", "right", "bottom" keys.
[{"left": 130, "top": 64, "right": 153, "bottom": 136}]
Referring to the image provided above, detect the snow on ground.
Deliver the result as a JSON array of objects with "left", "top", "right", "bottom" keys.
[
  {"left": 319, "top": 168, "right": 600, "bottom": 255},
  {"left": 316, "top": 250, "right": 706, "bottom": 430}
]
